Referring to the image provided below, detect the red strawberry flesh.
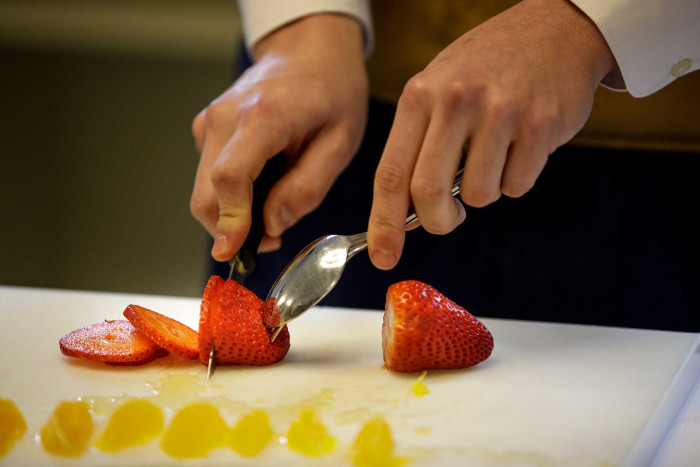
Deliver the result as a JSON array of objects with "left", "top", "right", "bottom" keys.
[
  {"left": 123, "top": 304, "right": 199, "bottom": 360},
  {"left": 202, "top": 277, "right": 289, "bottom": 366},
  {"left": 59, "top": 320, "right": 168, "bottom": 366},
  {"left": 382, "top": 280, "right": 493, "bottom": 372}
]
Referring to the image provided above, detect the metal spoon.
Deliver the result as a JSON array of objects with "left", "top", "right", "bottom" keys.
[{"left": 268, "top": 168, "right": 464, "bottom": 342}]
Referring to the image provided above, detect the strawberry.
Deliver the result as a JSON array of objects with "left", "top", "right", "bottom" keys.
[
  {"left": 261, "top": 297, "right": 281, "bottom": 328},
  {"left": 198, "top": 275, "right": 224, "bottom": 365},
  {"left": 382, "top": 280, "right": 493, "bottom": 372},
  {"left": 59, "top": 320, "right": 168, "bottom": 366},
  {"left": 124, "top": 304, "right": 199, "bottom": 360},
  {"left": 201, "top": 276, "right": 289, "bottom": 366}
]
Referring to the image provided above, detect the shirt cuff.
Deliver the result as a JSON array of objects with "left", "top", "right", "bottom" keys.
[
  {"left": 569, "top": 0, "right": 700, "bottom": 97},
  {"left": 237, "top": 0, "right": 373, "bottom": 59}
]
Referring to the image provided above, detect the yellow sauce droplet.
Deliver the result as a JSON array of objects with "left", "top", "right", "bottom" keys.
[
  {"left": 95, "top": 400, "right": 164, "bottom": 452},
  {"left": 40, "top": 401, "right": 93, "bottom": 457},
  {"left": 352, "top": 417, "right": 410, "bottom": 467},
  {"left": 0, "top": 399, "right": 27, "bottom": 457},
  {"left": 161, "top": 403, "right": 228, "bottom": 458},
  {"left": 228, "top": 409, "right": 273, "bottom": 457},
  {"left": 286, "top": 408, "right": 336, "bottom": 456},
  {"left": 411, "top": 371, "right": 430, "bottom": 397}
]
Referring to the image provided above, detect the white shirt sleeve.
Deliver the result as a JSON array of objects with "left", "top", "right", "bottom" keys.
[
  {"left": 570, "top": 0, "right": 700, "bottom": 97},
  {"left": 237, "top": 0, "right": 373, "bottom": 58}
]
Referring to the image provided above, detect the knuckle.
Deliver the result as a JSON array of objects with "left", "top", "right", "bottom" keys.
[
  {"left": 238, "top": 93, "right": 279, "bottom": 125},
  {"left": 420, "top": 217, "right": 454, "bottom": 235},
  {"left": 374, "top": 164, "right": 407, "bottom": 195},
  {"left": 460, "top": 186, "right": 497, "bottom": 208},
  {"left": 410, "top": 177, "right": 447, "bottom": 206},
  {"left": 290, "top": 179, "right": 325, "bottom": 212},
  {"left": 372, "top": 215, "right": 405, "bottom": 238},
  {"left": 327, "top": 126, "right": 359, "bottom": 163},
  {"left": 189, "top": 193, "right": 213, "bottom": 223},
  {"left": 400, "top": 73, "right": 432, "bottom": 108},
  {"left": 191, "top": 111, "right": 206, "bottom": 142},
  {"left": 484, "top": 93, "right": 516, "bottom": 121},
  {"left": 501, "top": 179, "right": 533, "bottom": 198},
  {"left": 204, "top": 100, "right": 236, "bottom": 132},
  {"left": 440, "top": 81, "right": 480, "bottom": 113},
  {"left": 210, "top": 164, "right": 243, "bottom": 189},
  {"left": 522, "top": 105, "right": 559, "bottom": 139}
]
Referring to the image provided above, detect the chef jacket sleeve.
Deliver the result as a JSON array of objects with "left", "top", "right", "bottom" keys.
[
  {"left": 237, "top": 0, "right": 373, "bottom": 58},
  {"left": 570, "top": 0, "right": 700, "bottom": 97}
]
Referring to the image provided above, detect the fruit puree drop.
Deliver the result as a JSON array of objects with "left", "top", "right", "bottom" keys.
[
  {"left": 161, "top": 403, "right": 228, "bottom": 458},
  {"left": 286, "top": 408, "right": 336, "bottom": 456},
  {"left": 95, "top": 399, "right": 164, "bottom": 452},
  {"left": 40, "top": 401, "right": 93, "bottom": 457},
  {"left": 228, "top": 409, "right": 273, "bottom": 456},
  {"left": 352, "top": 417, "right": 409, "bottom": 467},
  {"left": 0, "top": 399, "right": 27, "bottom": 456},
  {"left": 411, "top": 371, "right": 430, "bottom": 397}
]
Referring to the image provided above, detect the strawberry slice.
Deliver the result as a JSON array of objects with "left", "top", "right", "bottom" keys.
[
  {"left": 59, "top": 320, "right": 168, "bottom": 366},
  {"left": 198, "top": 275, "right": 224, "bottom": 365},
  {"left": 383, "top": 280, "right": 493, "bottom": 372},
  {"left": 124, "top": 304, "right": 199, "bottom": 360},
  {"left": 200, "top": 276, "right": 289, "bottom": 366}
]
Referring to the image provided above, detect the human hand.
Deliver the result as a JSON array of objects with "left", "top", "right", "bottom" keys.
[
  {"left": 367, "top": 0, "right": 616, "bottom": 270},
  {"left": 190, "top": 14, "right": 368, "bottom": 261}
]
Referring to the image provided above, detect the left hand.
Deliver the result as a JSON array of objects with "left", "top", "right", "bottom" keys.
[{"left": 367, "top": 0, "right": 616, "bottom": 270}]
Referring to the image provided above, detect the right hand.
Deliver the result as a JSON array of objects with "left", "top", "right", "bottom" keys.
[{"left": 190, "top": 14, "right": 368, "bottom": 261}]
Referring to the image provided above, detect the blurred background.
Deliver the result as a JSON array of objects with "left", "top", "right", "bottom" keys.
[
  {"left": 1, "top": 0, "right": 241, "bottom": 296},
  {"left": 1, "top": 0, "right": 699, "bottom": 301}
]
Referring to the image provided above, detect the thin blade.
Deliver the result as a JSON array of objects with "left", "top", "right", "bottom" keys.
[
  {"left": 207, "top": 154, "right": 287, "bottom": 379},
  {"left": 270, "top": 325, "right": 284, "bottom": 343},
  {"left": 206, "top": 345, "right": 217, "bottom": 381}
]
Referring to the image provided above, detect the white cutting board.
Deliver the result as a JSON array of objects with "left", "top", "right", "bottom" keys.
[{"left": 1, "top": 286, "right": 698, "bottom": 466}]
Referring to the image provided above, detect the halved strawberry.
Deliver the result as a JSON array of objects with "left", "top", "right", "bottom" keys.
[
  {"left": 202, "top": 277, "right": 289, "bottom": 366},
  {"left": 124, "top": 304, "right": 198, "bottom": 360},
  {"left": 59, "top": 320, "right": 168, "bottom": 366},
  {"left": 198, "top": 275, "right": 224, "bottom": 365},
  {"left": 383, "top": 280, "right": 493, "bottom": 372}
]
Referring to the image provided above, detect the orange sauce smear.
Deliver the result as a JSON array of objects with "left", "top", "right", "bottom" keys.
[
  {"left": 352, "top": 417, "right": 410, "bottom": 467},
  {"left": 160, "top": 403, "right": 229, "bottom": 458},
  {"left": 40, "top": 401, "right": 93, "bottom": 457},
  {"left": 286, "top": 408, "right": 336, "bottom": 456},
  {"left": 0, "top": 399, "right": 27, "bottom": 457},
  {"left": 95, "top": 399, "right": 164, "bottom": 452}
]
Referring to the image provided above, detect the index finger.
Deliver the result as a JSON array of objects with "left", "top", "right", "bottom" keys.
[
  {"left": 209, "top": 121, "right": 288, "bottom": 261},
  {"left": 367, "top": 101, "right": 428, "bottom": 270}
]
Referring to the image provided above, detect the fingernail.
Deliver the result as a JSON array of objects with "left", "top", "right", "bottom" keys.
[
  {"left": 211, "top": 233, "right": 228, "bottom": 258},
  {"left": 454, "top": 198, "right": 467, "bottom": 224},
  {"left": 269, "top": 206, "right": 295, "bottom": 237},
  {"left": 373, "top": 248, "right": 397, "bottom": 270}
]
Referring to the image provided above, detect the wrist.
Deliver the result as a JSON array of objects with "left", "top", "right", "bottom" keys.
[
  {"left": 524, "top": 0, "right": 617, "bottom": 84},
  {"left": 252, "top": 13, "right": 365, "bottom": 64}
]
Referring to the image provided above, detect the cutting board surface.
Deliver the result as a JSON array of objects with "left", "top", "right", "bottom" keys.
[{"left": 1, "top": 286, "right": 698, "bottom": 466}]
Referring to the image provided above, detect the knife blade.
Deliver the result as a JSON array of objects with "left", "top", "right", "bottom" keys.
[{"left": 208, "top": 153, "right": 287, "bottom": 380}]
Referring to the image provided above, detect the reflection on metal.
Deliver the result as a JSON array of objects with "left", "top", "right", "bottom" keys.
[{"left": 321, "top": 249, "right": 347, "bottom": 269}]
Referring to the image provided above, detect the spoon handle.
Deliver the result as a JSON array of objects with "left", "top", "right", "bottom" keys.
[{"left": 346, "top": 168, "right": 464, "bottom": 259}]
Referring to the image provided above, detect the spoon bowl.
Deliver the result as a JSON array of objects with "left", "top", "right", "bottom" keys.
[
  {"left": 267, "top": 168, "right": 464, "bottom": 341},
  {"left": 267, "top": 232, "right": 368, "bottom": 331}
]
